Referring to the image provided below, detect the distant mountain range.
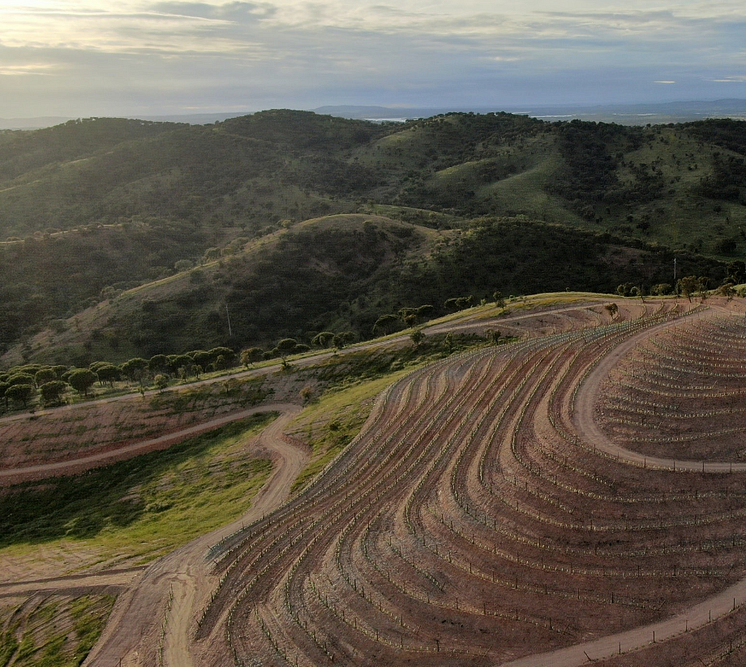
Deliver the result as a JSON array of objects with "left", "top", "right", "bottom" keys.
[
  {"left": 2, "top": 99, "right": 746, "bottom": 130},
  {"left": 315, "top": 99, "right": 746, "bottom": 125}
]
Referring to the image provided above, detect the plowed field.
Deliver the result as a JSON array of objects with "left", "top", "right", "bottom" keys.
[{"left": 188, "top": 299, "right": 746, "bottom": 667}]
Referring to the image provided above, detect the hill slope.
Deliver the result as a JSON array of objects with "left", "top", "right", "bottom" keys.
[
  {"left": 1, "top": 111, "right": 744, "bottom": 359},
  {"left": 2, "top": 214, "right": 726, "bottom": 366}
]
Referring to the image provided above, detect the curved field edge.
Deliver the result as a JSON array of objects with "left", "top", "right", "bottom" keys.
[{"left": 192, "top": 300, "right": 746, "bottom": 667}]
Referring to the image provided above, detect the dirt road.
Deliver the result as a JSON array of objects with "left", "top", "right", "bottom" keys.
[
  {"left": 82, "top": 404, "right": 306, "bottom": 667},
  {"left": 500, "top": 305, "right": 746, "bottom": 666},
  {"left": 0, "top": 567, "right": 143, "bottom": 599},
  {"left": 573, "top": 307, "right": 746, "bottom": 473},
  {"left": 0, "top": 403, "right": 297, "bottom": 484}
]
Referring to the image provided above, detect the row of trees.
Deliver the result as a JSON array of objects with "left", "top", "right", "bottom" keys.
[
  {"left": 617, "top": 262, "right": 746, "bottom": 300},
  {"left": 0, "top": 346, "right": 240, "bottom": 411},
  {"left": 0, "top": 330, "right": 366, "bottom": 411}
]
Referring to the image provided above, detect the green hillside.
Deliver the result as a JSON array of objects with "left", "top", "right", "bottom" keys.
[
  {"left": 0, "top": 111, "right": 744, "bottom": 363},
  {"left": 3, "top": 214, "right": 727, "bottom": 367}
]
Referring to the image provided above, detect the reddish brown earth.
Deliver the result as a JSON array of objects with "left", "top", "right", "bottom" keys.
[
  {"left": 183, "top": 298, "right": 746, "bottom": 667},
  {"left": 8, "top": 297, "right": 746, "bottom": 667}
]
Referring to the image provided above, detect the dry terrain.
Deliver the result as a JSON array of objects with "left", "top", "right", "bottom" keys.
[{"left": 4, "top": 296, "right": 746, "bottom": 666}]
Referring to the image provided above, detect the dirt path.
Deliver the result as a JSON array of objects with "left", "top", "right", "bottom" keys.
[
  {"left": 501, "top": 574, "right": 746, "bottom": 666},
  {"left": 573, "top": 307, "right": 746, "bottom": 473},
  {"left": 83, "top": 404, "right": 306, "bottom": 667},
  {"left": 0, "top": 299, "right": 612, "bottom": 431},
  {"left": 0, "top": 567, "right": 144, "bottom": 599},
  {"left": 0, "top": 403, "right": 298, "bottom": 483},
  {"left": 493, "top": 306, "right": 746, "bottom": 667},
  {"left": 9, "top": 297, "right": 724, "bottom": 666},
  {"left": 424, "top": 300, "right": 608, "bottom": 335}
]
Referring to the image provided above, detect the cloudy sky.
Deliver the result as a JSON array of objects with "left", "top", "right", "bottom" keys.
[{"left": 1, "top": 0, "right": 746, "bottom": 118}]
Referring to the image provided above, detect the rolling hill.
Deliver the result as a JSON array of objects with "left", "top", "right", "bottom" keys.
[{"left": 1, "top": 110, "right": 745, "bottom": 363}]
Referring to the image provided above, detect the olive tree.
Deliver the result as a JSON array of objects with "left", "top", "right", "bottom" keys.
[{"left": 67, "top": 369, "right": 97, "bottom": 397}]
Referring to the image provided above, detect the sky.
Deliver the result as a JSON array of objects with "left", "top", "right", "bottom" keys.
[{"left": 1, "top": 0, "right": 746, "bottom": 118}]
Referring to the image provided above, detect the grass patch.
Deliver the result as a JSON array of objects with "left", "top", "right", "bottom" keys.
[
  {"left": 288, "top": 333, "right": 492, "bottom": 493},
  {"left": 289, "top": 370, "right": 414, "bottom": 494},
  {"left": 0, "top": 628, "right": 18, "bottom": 667},
  {"left": 0, "top": 595, "right": 115, "bottom": 667},
  {"left": 0, "top": 413, "right": 275, "bottom": 562},
  {"left": 70, "top": 596, "right": 115, "bottom": 664}
]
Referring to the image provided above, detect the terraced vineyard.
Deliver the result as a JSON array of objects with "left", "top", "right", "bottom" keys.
[{"left": 189, "top": 300, "right": 746, "bottom": 667}]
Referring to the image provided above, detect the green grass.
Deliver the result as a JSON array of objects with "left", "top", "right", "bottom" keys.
[
  {"left": 288, "top": 334, "right": 491, "bottom": 493},
  {"left": 0, "top": 413, "right": 275, "bottom": 563},
  {"left": 289, "top": 369, "right": 414, "bottom": 494},
  {"left": 0, "top": 595, "right": 115, "bottom": 667},
  {"left": 0, "top": 627, "right": 18, "bottom": 667},
  {"left": 70, "top": 596, "right": 114, "bottom": 664}
]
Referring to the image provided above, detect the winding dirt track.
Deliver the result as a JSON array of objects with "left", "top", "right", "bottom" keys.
[
  {"left": 8, "top": 298, "right": 746, "bottom": 666},
  {"left": 184, "top": 300, "right": 746, "bottom": 667},
  {"left": 82, "top": 404, "right": 306, "bottom": 667},
  {"left": 0, "top": 404, "right": 301, "bottom": 484},
  {"left": 573, "top": 306, "right": 746, "bottom": 474}
]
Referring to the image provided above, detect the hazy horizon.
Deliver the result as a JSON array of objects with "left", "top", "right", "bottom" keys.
[{"left": 3, "top": 1, "right": 746, "bottom": 119}]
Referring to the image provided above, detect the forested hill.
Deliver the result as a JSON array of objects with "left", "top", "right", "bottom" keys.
[{"left": 0, "top": 111, "right": 745, "bottom": 363}]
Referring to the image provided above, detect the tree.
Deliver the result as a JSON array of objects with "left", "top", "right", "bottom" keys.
[
  {"left": 718, "top": 283, "right": 736, "bottom": 300},
  {"left": 332, "top": 332, "right": 355, "bottom": 349},
  {"left": 208, "top": 347, "right": 236, "bottom": 368},
  {"left": 444, "top": 332, "right": 454, "bottom": 353},
  {"left": 312, "top": 332, "right": 336, "bottom": 348},
  {"left": 444, "top": 296, "right": 474, "bottom": 311},
  {"left": 697, "top": 276, "right": 710, "bottom": 298},
  {"left": 39, "top": 380, "right": 68, "bottom": 406},
  {"left": 604, "top": 303, "right": 619, "bottom": 318},
  {"left": 415, "top": 304, "right": 435, "bottom": 320},
  {"left": 493, "top": 290, "right": 506, "bottom": 308},
  {"left": 148, "top": 354, "right": 170, "bottom": 374},
  {"left": 67, "top": 369, "right": 97, "bottom": 397},
  {"left": 650, "top": 283, "right": 672, "bottom": 296},
  {"left": 240, "top": 347, "right": 264, "bottom": 367},
  {"left": 726, "top": 260, "right": 745, "bottom": 284},
  {"left": 170, "top": 354, "right": 194, "bottom": 377},
  {"left": 154, "top": 374, "right": 169, "bottom": 391},
  {"left": 6, "top": 383, "right": 34, "bottom": 408},
  {"left": 35, "top": 368, "right": 57, "bottom": 386},
  {"left": 7, "top": 373, "right": 34, "bottom": 387},
  {"left": 121, "top": 357, "right": 148, "bottom": 382},
  {"left": 96, "top": 363, "right": 121, "bottom": 387},
  {"left": 484, "top": 329, "right": 501, "bottom": 345},
  {"left": 410, "top": 329, "right": 426, "bottom": 347},
  {"left": 372, "top": 314, "right": 399, "bottom": 335},
  {"left": 300, "top": 385, "right": 314, "bottom": 404},
  {"left": 190, "top": 350, "right": 213, "bottom": 369},
  {"left": 276, "top": 338, "right": 298, "bottom": 359},
  {"left": 0, "top": 381, "right": 9, "bottom": 409},
  {"left": 398, "top": 308, "right": 419, "bottom": 327},
  {"left": 676, "top": 275, "right": 699, "bottom": 301}
]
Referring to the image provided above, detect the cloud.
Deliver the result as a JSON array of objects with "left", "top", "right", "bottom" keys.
[
  {"left": 2, "top": 1, "right": 746, "bottom": 116},
  {"left": 0, "top": 63, "right": 56, "bottom": 76}
]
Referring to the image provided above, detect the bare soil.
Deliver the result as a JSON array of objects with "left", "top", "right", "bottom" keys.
[{"left": 9, "top": 297, "right": 746, "bottom": 667}]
